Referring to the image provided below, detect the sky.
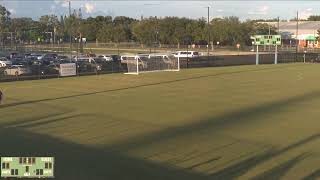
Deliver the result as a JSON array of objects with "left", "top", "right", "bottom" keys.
[{"left": 0, "top": 0, "right": 319, "bottom": 21}]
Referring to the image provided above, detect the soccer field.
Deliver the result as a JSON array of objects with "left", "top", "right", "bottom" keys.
[{"left": 1, "top": 63, "right": 320, "bottom": 180}]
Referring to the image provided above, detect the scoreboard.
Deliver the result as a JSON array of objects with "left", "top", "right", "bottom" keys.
[
  {"left": 251, "top": 35, "right": 281, "bottom": 46},
  {"left": 1, "top": 157, "right": 54, "bottom": 178}
]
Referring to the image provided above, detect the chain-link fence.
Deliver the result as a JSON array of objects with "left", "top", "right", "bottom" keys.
[{"left": 0, "top": 52, "right": 319, "bottom": 83}]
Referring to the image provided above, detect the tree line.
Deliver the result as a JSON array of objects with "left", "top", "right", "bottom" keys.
[{"left": 0, "top": 5, "right": 279, "bottom": 47}]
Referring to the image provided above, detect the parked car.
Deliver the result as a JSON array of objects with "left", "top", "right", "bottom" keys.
[
  {"left": 57, "top": 55, "right": 70, "bottom": 61},
  {"left": 30, "top": 53, "right": 44, "bottom": 60},
  {"left": 42, "top": 53, "right": 58, "bottom": 60},
  {"left": 75, "top": 57, "right": 95, "bottom": 63},
  {"left": 110, "top": 55, "right": 121, "bottom": 61},
  {"left": 4, "top": 65, "right": 31, "bottom": 76},
  {"left": 0, "top": 57, "right": 12, "bottom": 67},
  {"left": 77, "top": 59, "right": 102, "bottom": 73},
  {"left": 97, "top": 55, "right": 112, "bottom": 61},
  {"left": 8, "top": 52, "right": 18, "bottom": 59},
  {"left": 173, "top": 51, "right": 199, "bottom": 58},
  {"left": 120, "top": 55, "right": 147, "bottom": 68},
  {"left": 41, "top": 64, "right": 60, "bottom": 75},
  {"left": 87, "top": 53, "right": 96, "bottom": 58}
]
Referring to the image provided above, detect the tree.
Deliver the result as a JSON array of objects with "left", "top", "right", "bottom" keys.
[
  {"left": 0, "top": 5, "right": 11, "bottom": 45},
  {"left": 308, "top": 15, "right": 320, "bottom": 21}
]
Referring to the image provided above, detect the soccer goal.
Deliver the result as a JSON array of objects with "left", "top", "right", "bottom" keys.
[{"left": 122, "top": 54, "right": 180, "bottom": 75}]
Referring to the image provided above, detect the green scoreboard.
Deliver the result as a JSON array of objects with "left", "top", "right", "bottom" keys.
[
  {"left": 251, "top": 35, "right": 281, "bottom": 45},
  {"left": 1, "top": 157, "right": 54, "bottom": 178}
]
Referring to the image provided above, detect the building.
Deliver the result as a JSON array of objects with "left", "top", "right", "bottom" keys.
[{"left": 264, "top": 21, "right": 320, "bottom": 48}]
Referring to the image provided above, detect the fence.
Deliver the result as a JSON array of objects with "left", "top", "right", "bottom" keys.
[
  {"left": 4, "top": 42, "right": 320, "bottom": 55},
  {"left": 0, "top": 52, "right": 319, "bottom": 83}
]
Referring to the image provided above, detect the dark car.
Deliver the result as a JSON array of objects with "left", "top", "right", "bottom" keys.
[
  {"left": 57, "top": 55, "right": 70, "bottom": 61},
  {"left": 76, "top": 59, "right": 102, "bottom": 74},
  {"left": 95, "top": 57, "right": 123, "bottom": 72},
  {"left": 30, "top": 64, "right": 59, "bottom": 76},
  {"left": 43, "top": 53, "right": 58, "bottom": 60},
  {"left": 41, "top": 64, "right": 60, "bottom": 75},
  {"left": 8, "top": 52, "right": 18, "bottom": 59},
  {"left": 111, "top": 55, "right": 121, "bottom": 61}
]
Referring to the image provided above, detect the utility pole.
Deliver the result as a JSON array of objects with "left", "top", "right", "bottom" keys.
[
  {"left": 268, "top": 25, "right": 271, "bottom": 52},
  {"left": 10, "top": 32, "right": 13, "bottom": 50},
  {"left": 277, "top": 16, "right": 280, "bottom": 34},
  {"left": 69, "top": 0, "right": 72, "bottom": 61},
  {"left": 207, "top": 6, "right": 210, "bottom": 60},
  {"left": 296, "top": 11, "right": 299, "bottom": 59}
]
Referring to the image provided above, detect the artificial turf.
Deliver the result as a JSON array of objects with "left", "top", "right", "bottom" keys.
[{"left": 1, "top": 63, "right": 320, "bottom": 180}]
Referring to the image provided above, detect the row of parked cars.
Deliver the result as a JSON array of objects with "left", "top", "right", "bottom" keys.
[
  {"left": 0, "top": 51, "right": 201, "bottom": 77},
  {"left": 0, "top": 52, "right": 122, "bottom": 77}
]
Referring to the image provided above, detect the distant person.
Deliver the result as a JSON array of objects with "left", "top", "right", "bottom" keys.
[{"left": 0, "top": 90, "right": 3, "bottom": 104}]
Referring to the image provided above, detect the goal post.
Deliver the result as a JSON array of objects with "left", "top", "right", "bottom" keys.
[{"left": 123, "top": 54, "right": 180, "bottom": 75}]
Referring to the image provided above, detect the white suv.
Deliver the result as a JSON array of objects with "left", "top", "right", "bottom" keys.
[
  {"left": 98, "top": 55, "right": 112, "bottom": 61},
  {"left": 173, "top": 51, "right": 200, "bottom": 58},
  {"left": 4, "top": 66, "right": 31, "bottom": 76}
]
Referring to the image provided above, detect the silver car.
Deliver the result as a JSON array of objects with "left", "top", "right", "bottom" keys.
[{"left": 4, "top": 66, "right": 31, "bottom": 76}]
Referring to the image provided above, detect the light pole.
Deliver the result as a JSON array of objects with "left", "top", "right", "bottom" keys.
[
  {"left": 206, "top": 6, "right": 210, "bottom": 60},
  {"left": 296, "top": 11, "right": 299, "bottom": 61},
  {"left": 69, "top": 0, "right": 73, "bottom": 62}
]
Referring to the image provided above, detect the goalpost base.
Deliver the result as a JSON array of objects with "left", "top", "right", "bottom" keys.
[
  {"left": 124, "top": 69, "right": 180, "bottom": 75},
  {"left": 124, "top": 72, "right": 139, "bottom": 75}
]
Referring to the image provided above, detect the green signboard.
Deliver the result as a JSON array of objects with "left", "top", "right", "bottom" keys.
[
  {"left": 1, "top": 157, "right": 54, "bottom": 178},
  {"left": 251, "top": 35, "right": 281, "bottom": 45}
]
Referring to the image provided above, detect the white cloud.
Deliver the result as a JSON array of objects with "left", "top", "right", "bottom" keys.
[
  {"left": 306, "top": 8, "right": 313, "bottom": 12},
  {"left": 259, "top": 6, "right": 269, "bottom": 12},
  {"left": 8, "top": 8, "right": 16, "bottom": 14},
  {"left": 248, "top": 5, "right": 269, "bottom": 15},
  {"left": 300, "top": 11, "right": 312, "bottom": 19},
  {"left": 61, "top": 0, "right": 69, "bottom": 8},
  {"left": 216, "top": 9, "right": 224, "bottom": 12},
  {"left": 84, "top": 2, "right": 95, "bottom": 13},
  {"left": 50, "top": 5, "right": 56, "bottom": 10}
]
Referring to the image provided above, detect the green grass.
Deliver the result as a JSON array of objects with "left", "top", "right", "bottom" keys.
[{"left": 1, "top": 63, "right": 320, "bottom": 180}]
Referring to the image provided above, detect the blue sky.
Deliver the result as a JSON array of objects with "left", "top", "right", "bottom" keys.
[{"left": 0, "top": 1, "right": 319, "bottom": 20}]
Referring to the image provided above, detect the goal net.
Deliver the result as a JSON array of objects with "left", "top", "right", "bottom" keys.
[{"left": 122, "top": 54, "right": 180, "bottom": 75}]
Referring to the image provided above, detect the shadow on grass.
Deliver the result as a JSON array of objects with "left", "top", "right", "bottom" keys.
[
  {"left": 108, "top": 90, "right": 320, "bottom": 152},
  {"left": 251, "top": 153, "right": 309, "bottom": 180},
  {"left": 0, "top": 127, "right": 210, "bottom": 180},
  {"left": 302, "top": 169, "right": 320, "bottom": 180},
  {"left": 0, "top": 64, "right": 300, "bottom": 110},
  {"left": 207, "top": 135, "right": 316, "bottom": 180}
]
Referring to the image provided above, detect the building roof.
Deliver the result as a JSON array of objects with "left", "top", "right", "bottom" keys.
[{"left": 263, "top": 21, "right": 320, "bottom": 35}]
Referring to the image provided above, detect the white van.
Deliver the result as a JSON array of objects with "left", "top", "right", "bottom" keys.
[
  {"left": 148, "top": 54, "right": 169, "bottom": 59},
  {"left": 173, "top": 51, "right": 200, "bottom": 58}
]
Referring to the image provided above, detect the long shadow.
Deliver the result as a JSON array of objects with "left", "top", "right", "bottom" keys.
[
  {"left": 186, "top": 157, "right": 221, "bottom": 170},
  {"left": 0, "top": 64, "right": 302, "bottom": 110},
  {"left": 0, "top": 127, "right": 210, "bottom": 180},
  {"left": 208, "top": 134, "right": 318, "bottom": 180},
  {"left": 303, "top": 169, "right": 320, "bottom": 180},
  {"left": 106, "top": 90, "right": 320, "bottom": 152},
  {"left": 251, "top": 153, "right": 309, "bottom": 180},
  {"left": 7, "top": 114, "right": 92, "bottom": 129},
  {"left": 0, "top": 111, "right": 69, "bottom": 128}
]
